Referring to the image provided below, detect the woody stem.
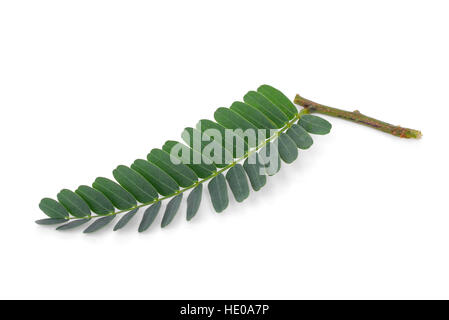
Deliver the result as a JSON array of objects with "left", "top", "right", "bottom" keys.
[{"left": 294, "top": 94, "right": 422, "bottom": 139}]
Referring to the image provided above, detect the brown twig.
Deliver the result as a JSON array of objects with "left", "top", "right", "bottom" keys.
[{"left": 294, "top": 94, "right": 422, "bottom": 139}]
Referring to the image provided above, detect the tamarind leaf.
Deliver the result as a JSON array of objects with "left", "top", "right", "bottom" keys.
[{"left": 36, "top": 84, "right": 333, "bottom": 234}]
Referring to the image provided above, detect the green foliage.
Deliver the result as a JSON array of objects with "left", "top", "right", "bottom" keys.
[
  {"left": 83, "top": 215, "right": 116, "bottom": 234},
  {"left": 186, "top": 185, "right": 202, "bottom": 221},
  {"left": 208, "top": 174, "right": 229, "bottom": 213},
  {"left": 161, "top": 194, "right": 183, "bottom": 228},
  {"left": 243, "top": 155, "right": 267, "bottom": 192},
  {"left": 113, "top": 209, "right": 138, "bottom": 231},
  {"left": 226, "top": 164, "right": 250, "bottom": 203},
  {"left": 139, "top": 202, "right": 161, "bottom": 232},
  {"left": 287, "top": 124, "right": 313, "bottom": 149},
  {"left": 298, "top": 115, "right": 332, "bottom": 135},
  {"left": 36, "top": 85, "right": 331, "bottom": 233}
]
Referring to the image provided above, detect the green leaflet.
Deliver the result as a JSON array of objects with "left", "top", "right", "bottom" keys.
[
  {"left": 57, "top": 189, "right": 91, "bottom": 218},
  {"left": 257, "top": 85, "right": 298, "bottom": 119},
  {"left": 243, "top": 154, "right": 267, "bottom": 192},
  {"left": 93, "top": 177, "right": 137, "bottom": 210},
  {"left": 298, "top": 115, "right": 332, "bottom": 135},
  {"left": 39, "top": 198, "right": 69, "bottom": 219},
  {"left": 278, "top": 133, "right": 299, "bottom": 164},
  {"left": 113, "top": 165, "right": 158, "bottom": 203},
  {"left": 226, "top": 164, "right": 250, "bottom": 203},
  {"left": 243, "top": 91, "right": 288, "bottom": 128},
  {"left": 258, "top": 142, "right": 281, "bottom": 176},
  {"left": 182, "top": 127, "right": 231, "bottom": 168},
  {"left": 56, "top": 218, "right": 91, "bottom": 230},
  {"left": 147, "top": 148, "right": 198, "bottom": 187},
  {"left": 162, "top": 140, "right": 216, "bottom": 179},
  {"left": 196, "top": 119, "right": 247, "bottom": 158},
  {"left": 214, "top": 107, "right": 260, "bottom": 148},
  {"left": 229, "top": 101, "right": 277, "bottom": 130},
  {"left": 75, "top": 185, "right": 115, "bottom": 215},
  {"left": 287, "top": 124, "right": 313, "bottom": 149},
  {"left": 83, "top": 215, "right": 116, "bottom": 233},
  {"left": 161, "top": 194, "right": 183, "bottom": 228},
  {"left": 186, "top": 185, "right": 202, "bottom": 221},
  {"left": 113, "top": 208, "right": 138, "bottom": 231},
  {"left": 208, "top": 174, "right": 229, "bottom": 213},
  {"left": 139, "top": 202, "right": 161, "bottom": 232},
  {"left": 131, "top": 159, "right": 179, "bottom": 196},
  {"left": 35, "top": 218, "right": 68, "bottom": 225}
]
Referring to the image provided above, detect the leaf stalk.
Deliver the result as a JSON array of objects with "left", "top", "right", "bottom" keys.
[{"left": 294, "top": 94, "right": 422, "bottom": 139}]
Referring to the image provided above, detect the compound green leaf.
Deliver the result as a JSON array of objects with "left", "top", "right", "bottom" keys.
[
  {"left": 278, "top": 133, "right": 298, "bottom": 164},
  {"left": 83, "top": 215, "right": 116, "bottom": 233},
  {"left": 298, "top": 115, "right": 332, "bottom": 135},
  {"left": 57, "top": 189, "right": 91, "bottom": 218},
  {"left": 257, "top": 85, "right": 298, "bottom": 119},
  {"left": 208, "top": 174, "right": 229, "bottom": 213},
  {"left": 113, "top": 165, "right": 158, "bottom": 203},
  {"left": 243, "top": 154, "right": 267, "bottom": 191},
  {"left": 226, "top": 164, "right": 250, "bottom": 202},
  {"left": 56, "top": 219, "right": 91, "bottom": 230},
  {"left": 39, "top": 198, "right": 69, "bottom": 219},
  {"left": 287, "top": 124, "right": 313, "bottom": 149},
  {"left": 131, "top": 159, "right": 179, "bottom": 196},
  {"left": 161, "top": 194, "right": 183, "bottom": 228},
  {"left": 36, "top": 84, "right": 332, "bottom": 234},
  {"left": 138, "top": 202, "right": 161, "bottom": 232},
  {"left": 113, "top": 208, "right": 138, "bottom": 231},
  {"left": 75, "top": 185, "right": 115, "bottom": 215},
  {"left": 243, "top": 91, "right": 288, "bottom": 128},
  {"left": 92, "top": 177, "right": 137, "bottom": 210},
  {"left": 147, "top": 149, "right": 198, "bottom": 188},
  {"left": 186, "top": 185, "right": 202, "bottom": 221}
]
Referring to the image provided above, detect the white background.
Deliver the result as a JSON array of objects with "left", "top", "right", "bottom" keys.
[{"left": 0, "top": 1, "right": 448, "bottom": 300}]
